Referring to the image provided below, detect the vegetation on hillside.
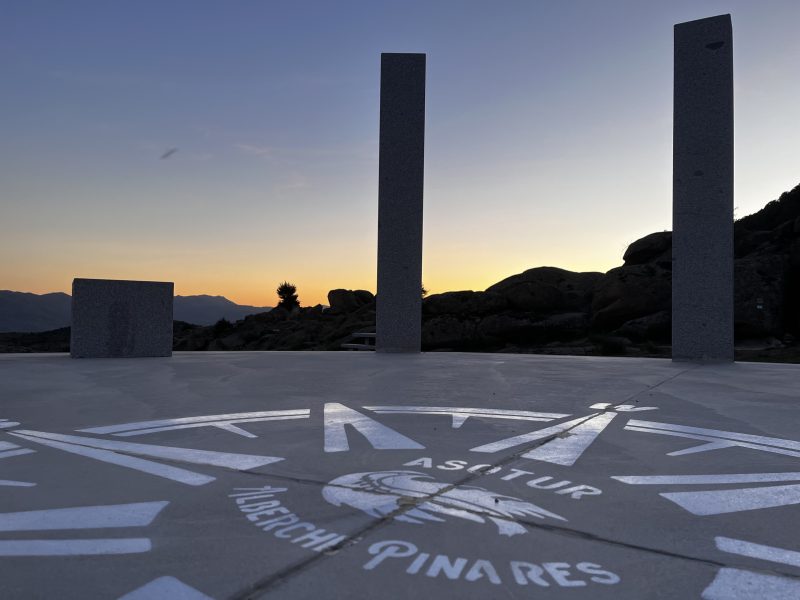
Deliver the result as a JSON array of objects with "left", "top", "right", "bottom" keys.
[{"left": 276, "top": 282, "right": 300, "bottom": 311}]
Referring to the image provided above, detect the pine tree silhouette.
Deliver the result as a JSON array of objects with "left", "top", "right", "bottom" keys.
[{"left": 276, "top": 282, "right": 300, "bottom": 311}]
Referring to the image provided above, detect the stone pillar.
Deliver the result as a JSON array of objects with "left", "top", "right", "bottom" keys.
[
  {"left": 376, "top": 53, "right": 426, "bottom": 352},
  {"left": 672, "top": 15, "right": 734, "bottom": 362}
]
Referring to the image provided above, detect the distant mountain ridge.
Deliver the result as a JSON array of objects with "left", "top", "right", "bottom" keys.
[
  {"left": 0, "top": 291, "right": 71, "bottom": 333},
  {"left": 173, "top": 295, "right": 272, "bottom": 327},
  {"left": 0, "top": 290, "right": 271, "bottom": 332}
]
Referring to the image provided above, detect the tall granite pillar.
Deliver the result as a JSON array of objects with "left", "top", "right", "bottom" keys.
[
  {"left": 376, "top": 53, "right": 426, "bottom": 352},
  {"left": 672, "top": 15, "right": 734, "bottom": 362}
]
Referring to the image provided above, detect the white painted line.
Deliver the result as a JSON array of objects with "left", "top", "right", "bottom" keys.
[
  {"left": 13, "top": 430, "right": 283, "bottom": 470},
  {"left": 626, "top": 425, "right": 800, "bottom": 459},
  {"left": 96, "top": 422, "right": 259, "bottom": 438},
  {"left": 0, "top": 441, "right": 35, "bottom": 459},
  {"left": 612, "top": 473, "right": 800, "bottom": 485},
  {"left": 324, "top": 403, "right": 424, "bottom": 453},
  {"left": 0, "top": 448, "right": 36, "bottom": 460},
  {"left": 522, "top": 413, "right": 617, "bottom": 466},
  {"left": 79, "top": 410, "right": 310, "bottom": 437},
  {"left": 10, "top": 432, "right": 215, "bottom": 486},
  {"left": 471, "top": 415, "right": 592, "bottom": 454},
  {"left": 366, "top": 407, "right": 567, "bottom": 418},
  {"left": 0, "top": 420, "right": 20, "bottom": 429},
  {"left": 590, "top": 403, "right": 657, "bottom": 412},
  {"left": 625, "top": 419, "right": 800, "bottom": 445},
  {"left": 0, "top": 538, "right": 152, "bottom": 556},
  {"left": 715, "top": 537, "right": 800, "bottom": 568},
  {"left": 0, "top": 501, "right": 168, "bottom": 532},
  {"left": 0, "top": 480, "right": 36, "bottom": 487},
  {"left": 702, "top": 568, "right": 800, "bottom": 599},
  {"left": 627, "top": 419, "right": 800, "bottom": 451},
  {"left": 365, "top": 406, "right": 569, "bottom": 422},
  {"left": 666, "top": 440, "right": 741, "bottom": 456},
  {"left": 118, "top": 576, "right": 215, "bottom": 600},
  {"left": 210, "top": 423, "right": 257, "bottom": 438},
  {"left": 99, "top": 415, "right": 309, "bottom": 438},
  {"left": 450, "top": 414, "right": 469, "bottom": 429},
  {"left": 661, "top": 484, "right": 800, "bottom": 515}
]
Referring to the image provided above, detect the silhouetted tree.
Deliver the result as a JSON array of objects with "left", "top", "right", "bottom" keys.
[
  {"left": 276, "top": 282, "right": 300, "bottom": 311},
  {"left": 212, "top": 318, "right": 232, "bottom": 336}
]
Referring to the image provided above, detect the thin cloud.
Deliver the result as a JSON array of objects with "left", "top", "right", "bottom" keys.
[
  {"left": 234, "top": 141, "right": 375, "bottom": 164},
  {"left": 234, "top": 143, "right": 277, "bottom": 158},
  {"left": 279, "top": 171, "right": 310, "bottom": 190}
]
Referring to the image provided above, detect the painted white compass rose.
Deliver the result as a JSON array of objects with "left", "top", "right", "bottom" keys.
[{"left": 3, "top": 399, "right": 800, "bottom": 598}]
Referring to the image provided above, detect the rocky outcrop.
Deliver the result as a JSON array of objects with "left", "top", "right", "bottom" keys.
[
  {"left": 622, "top": 231, "right": 672, "bottom": 266},
  {"left": 423, "top": 291, "right": 507, "bottom": 316},
  {"left": 327, "top": 289, "right": 375, "bottom": 313},
  {"left": 486, "top": 267, "right": 602, "bottom": 313},
  {"left": 614, "top": 310, "right": 671, "bottom": 342},
  {"left": 417, "top": 183, "right": 800, "bottom": 351},
  {"left": 422, "top": 315, "right": 478, "bottom": 348},
  {"left": 417, "top": 269, "right": 601, "bottom": 351},
  {"left": 171, "top": 298, "right": 376, "bottom": 352},
  {"left": 591, "top": 264, "right": 672, "bottom": 332},
  {"left": 734, "top": 254, "right": 785, "bottom": 338}
]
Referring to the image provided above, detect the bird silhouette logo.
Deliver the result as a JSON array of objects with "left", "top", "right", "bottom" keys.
[{"left": 323, "top": 470, "right": 566, "bottom": 537}]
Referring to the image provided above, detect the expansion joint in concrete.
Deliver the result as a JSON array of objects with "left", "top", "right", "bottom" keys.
[{"left": 611, "top": 364, "right": 700, "bottom": 408}]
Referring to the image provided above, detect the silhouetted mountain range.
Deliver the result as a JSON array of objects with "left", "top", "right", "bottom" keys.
[
  {"left": 0, "top": 291, "right": 71, "bottom": 334},
  {"left": 0, "top": 291, "right": 271, "bottom": 332},
  {"left": 172, "top": 296, "right": 272, "bottom": 327}
]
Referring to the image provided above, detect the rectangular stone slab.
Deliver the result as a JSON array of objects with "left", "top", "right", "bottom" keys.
[
  {"left": 70, "top": 278, "right": 173, "bottom": 358},
  {"left": 376, "top": 53, "right": 426, "bottom": 352},
  {"left": 672, "top": 14, "right": 734, "bottom": 361}
]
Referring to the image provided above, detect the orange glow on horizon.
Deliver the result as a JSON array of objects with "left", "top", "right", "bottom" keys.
[{"left": 0, "top": 252, "right": 623, "bottom": 308}]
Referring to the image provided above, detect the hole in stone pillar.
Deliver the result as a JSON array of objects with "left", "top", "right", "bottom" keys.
[{"left": 705, "top": 41, "right": 725, "bottom": 50}]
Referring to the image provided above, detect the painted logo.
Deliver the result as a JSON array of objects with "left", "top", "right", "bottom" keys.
[{"left": 323, "top": 470, "right": 566, "bottom": 537}]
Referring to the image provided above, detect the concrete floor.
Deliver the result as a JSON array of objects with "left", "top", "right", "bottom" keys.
[{"left": 0, "top": 351, "right": 799, "bottom": 599}]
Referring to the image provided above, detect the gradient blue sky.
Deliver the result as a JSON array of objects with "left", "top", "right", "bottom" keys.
[{"left": 2, "top": 1, "right": 799, "bottom": 305}]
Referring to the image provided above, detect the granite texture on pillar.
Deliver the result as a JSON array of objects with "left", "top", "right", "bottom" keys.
[
  {"left": 672, "top": 15, "right": 734, "bottom": 362},
  {"left": 70, "top": 279, "right": 174, "bottom": 358},
  {"left": 376, "top": 53, "right": 426, "bottom": 352}
]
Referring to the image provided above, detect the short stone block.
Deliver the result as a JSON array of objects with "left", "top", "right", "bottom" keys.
[{"left": 70, "top": 278, "right": 173, "bottom": 358}]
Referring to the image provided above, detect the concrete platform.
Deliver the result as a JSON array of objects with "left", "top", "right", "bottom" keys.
[{"left": 1, "top": 352, "right": 799, "bottom": 599}]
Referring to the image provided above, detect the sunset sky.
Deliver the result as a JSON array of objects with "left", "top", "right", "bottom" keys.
[{"left": 2, "top": 1, "right": 799, "bottom": 307}]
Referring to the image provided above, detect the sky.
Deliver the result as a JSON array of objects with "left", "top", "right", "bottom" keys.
[{"left": 1, "top": 1, "right": 799, "bottom": 307}]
